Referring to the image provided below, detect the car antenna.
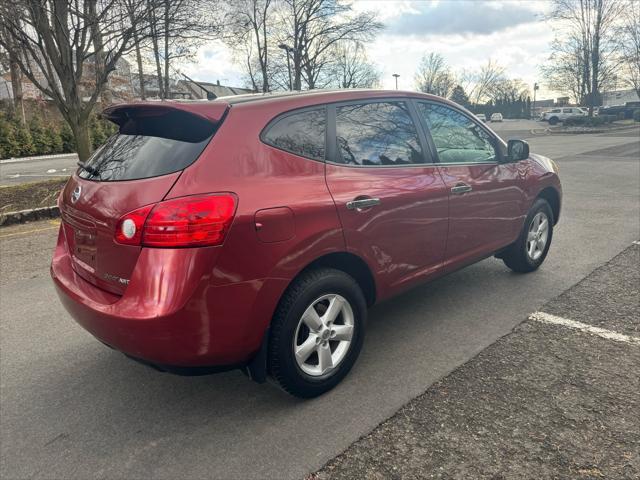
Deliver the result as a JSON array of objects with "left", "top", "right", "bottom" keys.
[{"left": 177, "top": 71, "right": 217, "bottom": 100}]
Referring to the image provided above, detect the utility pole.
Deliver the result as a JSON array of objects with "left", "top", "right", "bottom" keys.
[
  {"left": 392, "top": 73, "right": 400, "bottom": 90},
  {"left": 279, "top": 44, "right": 293, "bottom": 91}
]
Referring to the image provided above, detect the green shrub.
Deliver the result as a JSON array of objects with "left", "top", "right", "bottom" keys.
[
  {"left": 12, "top": 119, "right": 35, "bottom": 157},
  {"left": 0, "top": 114, "right": 20, "bottom": 158},
  {"left": 47, "top": 126, "right": 64, "bottom": 153},
  {"left": 29, "top": 116, "right": 54, "bottom": 155},
  {"left": 633, "top": 109, "right": 640, "bottom": 122},
  {"left": 564, "top": 115, "right": 609, "bottom": 127},
  {"left": 60, "top": 123, "right": 76, "bottom": 153}
]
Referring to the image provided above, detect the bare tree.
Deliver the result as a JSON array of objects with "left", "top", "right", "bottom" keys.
[
  {"left": 545, "top": 0, "right": 625, "bottom": 114},
  {"left": 226, "top": 0, "right": 273, "bottom": 92},
  {"left": 0, "top": 4, "right": 26, "bottom": 124},
  {"left": 414, "top": 53, "right": 455, "bottom": 98},
  {"left": 329, "top": 41, "right": 380, "bottom": 89},
  {"left": 138, "top": 0, "right": 223, "bottom": 99},
  {"left": 278, "top": 0, "right": 382, "bottom": 90},
  {"left": 462, "top": 59, "right": 506, "bottom": 105},
  {"left": 617, "top": 1, "right": 640, "bottom": 98},
  {"left": 0, "top": 0, "right": 149, "bottom": 161},
  {"left": 489, "top": 78, "right": 530, "bottom": 103},
  {"left": 541, "top": 35, "right": 589, "bottom": 103}
]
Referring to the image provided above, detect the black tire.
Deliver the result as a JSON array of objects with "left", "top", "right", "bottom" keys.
[
  {"left": 548, "top": 116, "right": 559, "bottom": 125},
  {"left": 268, "top": 268, "right": 367, "bottom": 398},
  {"left": 502, "top": 198, "right": 554, "bottom": 273}
]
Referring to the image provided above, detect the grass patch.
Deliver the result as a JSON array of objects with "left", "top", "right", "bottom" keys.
[{"left": 0, "top": 178, "right": 67, "bottom": 213}]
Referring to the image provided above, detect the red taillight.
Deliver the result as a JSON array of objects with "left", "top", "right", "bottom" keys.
[{"left": 114, "top": 194, "right": 237, "bottom": 248}]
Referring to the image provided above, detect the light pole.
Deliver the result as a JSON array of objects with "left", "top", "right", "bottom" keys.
[
  {"left": 392, "top": 73, "right": 400, "bottom": 90},
  {"left": 532, "top": 82, "right": 539, "bottom": 119},
  {"left": 278, "top": 43, "right": 293, "bottom": 91}
]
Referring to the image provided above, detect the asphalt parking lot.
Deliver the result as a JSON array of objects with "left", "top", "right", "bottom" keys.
[
  {"left": 1, "top": 126, "right": 639, "bottom": 479},
  {"left": 314, "top": 244, "right": 640, "bottom": 479}
]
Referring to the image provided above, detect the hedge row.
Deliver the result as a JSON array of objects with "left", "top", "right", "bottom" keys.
[
  {"left": 563, "top": 114, "right": 618, "bottom": 127},
  {"left": 0, "top": 114, "right": 116, "bottom": 159}
]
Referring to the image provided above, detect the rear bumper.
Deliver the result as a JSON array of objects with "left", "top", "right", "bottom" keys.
[{"left": 51, "top": 226, "right": 286, "bottom": 368}]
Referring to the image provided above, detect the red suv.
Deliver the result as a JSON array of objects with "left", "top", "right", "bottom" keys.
[{"left": 51, "top": 90, "right": 561, "bottom": 397}]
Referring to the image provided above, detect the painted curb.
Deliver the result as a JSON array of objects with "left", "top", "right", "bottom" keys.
[{"left": 0, "top": 205, "right": 60, "bottom": 227}]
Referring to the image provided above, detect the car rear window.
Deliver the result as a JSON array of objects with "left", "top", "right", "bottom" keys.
[
  {"left": 78, "top": 109, "right": 216, "bottom": 181},
  {"left": 261, "top": 108, "right": 326, "bottom": 161}
]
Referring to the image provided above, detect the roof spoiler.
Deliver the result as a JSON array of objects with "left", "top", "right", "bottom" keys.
[{"left": 102, "top": 102, "right": 229, "bottom": 127}]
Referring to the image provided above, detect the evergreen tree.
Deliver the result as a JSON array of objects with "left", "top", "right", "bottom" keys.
[
  {"left": 449, "top": 85, "right": 470, "bottom": 108},
  {"left": 29, "top": 116, "right": 53, "bottom": 155},
  {"left": 47, "top": 126, "right": 64, "bottom": 153},
  {"left": 60, "top": 123, "right": 76, "bottom": 153},
  {"left": 90, "top": 115, "right": 106, "bottom": 149},
  {"left": 0, "top": 114, "right": 20, "bottom": 158},
  {"left": 12, "top": 118, "right": 35, "bottom": 157}
]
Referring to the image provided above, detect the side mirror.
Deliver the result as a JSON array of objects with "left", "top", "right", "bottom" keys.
[{"left": 507, "top": 139, "right": 530, "bottom": 162}]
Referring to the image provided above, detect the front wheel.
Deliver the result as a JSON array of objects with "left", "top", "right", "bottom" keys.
[
  {"left": 268, "top": 268, "right": 366, "bottom": 398},
  {"left": 502, "top": 198, "right": 554, "bottom": 273}
]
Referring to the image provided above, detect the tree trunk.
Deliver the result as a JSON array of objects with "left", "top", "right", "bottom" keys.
[
  {"left": 70, "top": 117, "right": 92, "bottom": 163},
  {"left": 163, "top": 0, "right": 170, "bottom": 99},
  {"left": 128, "top": 4, "right": 145, "bottom": 100},
  {"left": 147, "top": 2, "right": 164, "bottom": 99},
  {"left": 8, "top": 51, "right": 25, "bottom": 125},
  {"left": 134, "top": 40, "right": 145, "bottom": 100},
  {"left": 292, "top": 50, "right": 302, "bottom": 90}
]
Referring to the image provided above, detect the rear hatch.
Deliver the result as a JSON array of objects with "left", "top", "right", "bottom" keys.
[{"left": 60, "top": 102, "right": 228, "bottom": 295}]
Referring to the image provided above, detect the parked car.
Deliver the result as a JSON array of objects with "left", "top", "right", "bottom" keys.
[
  {"left": 476, "top": 113, "right": 487, "bottom": 122},
  {"left": 541, "top": 107, "right": 587, "bottom": 125},
  {"left": 598, "top": 102, "right": 640, "bottom": 119},
  {"left": 51, "top": 90, "right": 562, "bottom": 398},
  {"left": 490, "top": 112, "right": 503, "bottom": 122}
]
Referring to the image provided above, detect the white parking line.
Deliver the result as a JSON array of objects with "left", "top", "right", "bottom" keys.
[
  {"left": 633, "top": 240, "right": 640, "bottom": 245},
  {"left": 529, "top": 311, "right": 640, "bottom": 346}
]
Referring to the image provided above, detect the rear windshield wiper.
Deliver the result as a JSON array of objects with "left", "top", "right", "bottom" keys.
[{"left": 77, "top": 161, "right": 100, "bottom": 177}]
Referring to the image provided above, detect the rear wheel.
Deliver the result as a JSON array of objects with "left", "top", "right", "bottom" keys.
[
  {"left": 502, "top": 198, "right": 554, "bottom": 273},
  {"left": 268, "top": 268, "right": 366, "bottom": 398}
]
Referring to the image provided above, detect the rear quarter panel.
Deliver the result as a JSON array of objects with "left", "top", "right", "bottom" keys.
[{"left": 166, "top": 101, "right": 346, "bottom": 352}]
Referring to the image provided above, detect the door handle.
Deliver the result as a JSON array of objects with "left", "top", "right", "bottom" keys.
[
  {"left": 451, "top": 183, "right": 472, "bottom": 195},
  {"left": 346, "top": 197, "right": 381, "bottom": 210}
]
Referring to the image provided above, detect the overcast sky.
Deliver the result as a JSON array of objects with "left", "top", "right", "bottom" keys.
[{"left": 181, "top": 0, "right": 557, "bottom": 99}]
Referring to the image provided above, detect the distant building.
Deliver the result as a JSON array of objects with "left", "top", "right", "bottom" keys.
[
  {"left": 2, "top": 54, "right": 254, "bottom": 104},
  {"left": 177, "top": 79, "right": 254, "bottom": 99},
  {"left": 602, "top": 88, "right": 640, "bottom": 106}
]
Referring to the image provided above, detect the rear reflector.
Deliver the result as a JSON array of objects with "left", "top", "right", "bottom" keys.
[{"left": 114, "top": 194, "right": 237, "bottom": 248}]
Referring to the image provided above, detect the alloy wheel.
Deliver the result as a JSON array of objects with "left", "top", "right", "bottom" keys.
[
  {"left": 526, "top": 211, "right": 549, "bottom": 261},
  {"left": 293, "top": 294, "right": 354, "bottom": 377}
]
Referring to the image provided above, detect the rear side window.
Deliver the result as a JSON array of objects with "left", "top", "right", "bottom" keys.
[
  {"left": 334, "top": 101, "right": 425, "bottom": 166},
  {"left": 262, "top": 108, "right": 326, "bottom": 161},
  {"left": 78, "top": 109, "right": 216, "bottom": 181}
]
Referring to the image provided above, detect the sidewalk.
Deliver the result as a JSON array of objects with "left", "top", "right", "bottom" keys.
[{"left": 312, "top": 244, "right": 640, "bottom": 479}]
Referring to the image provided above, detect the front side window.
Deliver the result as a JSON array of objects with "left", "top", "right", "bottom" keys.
[
  {"left": 417, "top": 102, "right": 497, "bottom": 164},
  {"left": 262, "top": 108, "right": 326, "bottom": 161},
  {"left": 334, "top": 101, "right": 425, "bottom": 166}
]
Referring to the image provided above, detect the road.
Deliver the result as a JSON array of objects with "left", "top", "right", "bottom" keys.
[
  {"left": 0, "top": 154, "right": 78, "bottom": 187},
  {"left": 1, "top": 128, "right": 639, "bottom": 479}
]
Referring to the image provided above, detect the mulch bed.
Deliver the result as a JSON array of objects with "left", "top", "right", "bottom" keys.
[{"left": 0, "top": 178, "right": 67, "bottom": 213}]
